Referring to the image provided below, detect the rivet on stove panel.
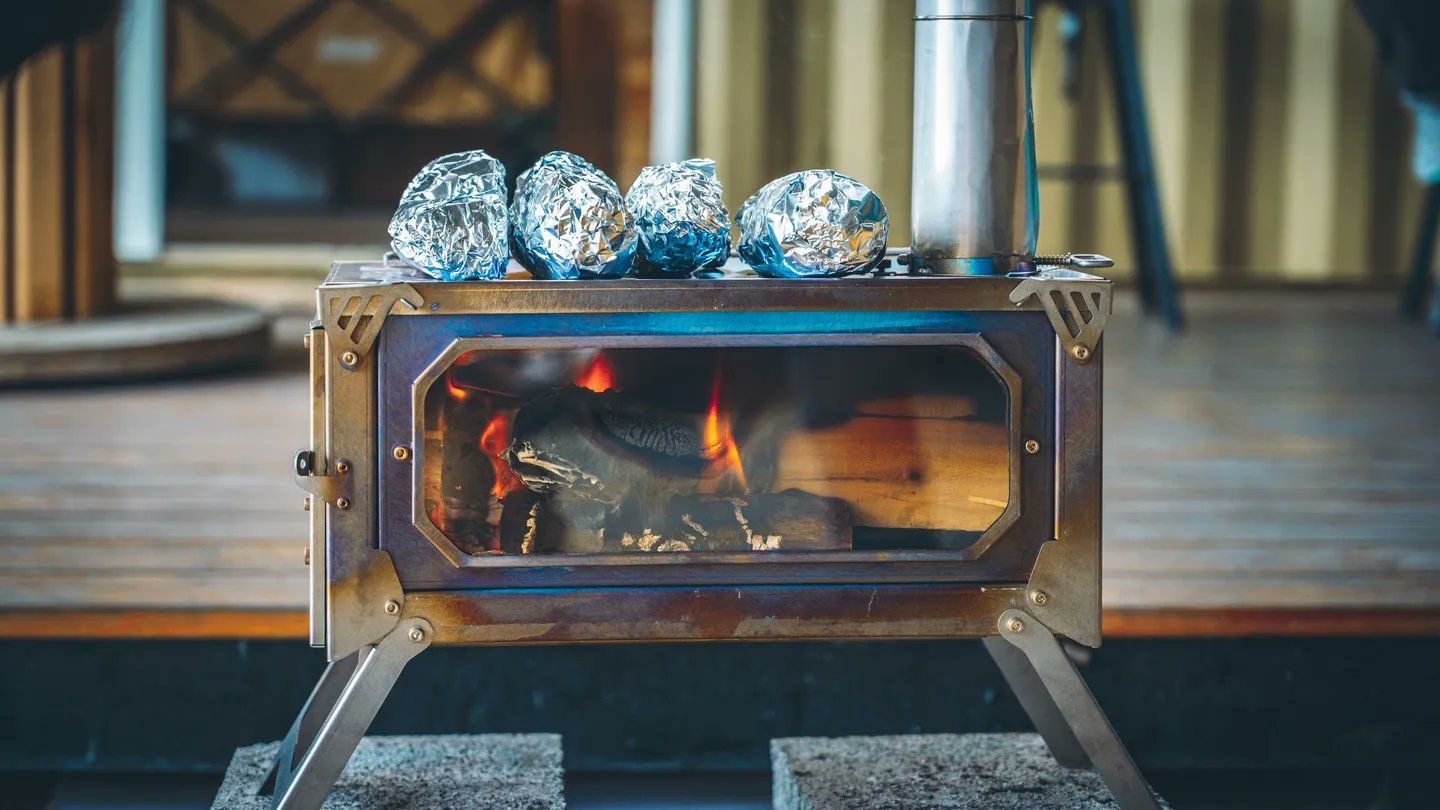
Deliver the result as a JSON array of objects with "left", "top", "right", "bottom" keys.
[
  {"left": 1071, "top": 345, "right": 1091, "bottom": 362},
  {"left": 336, "top": 459, "right": 352, "bottom": 474},
  {"left": 1024, "top": 439, "right": 1040, "bottom": 455},
  {"left": 392, "top": 445, "right": 412, "bottom": 462},
  {"left": 1030, "top": 590, "right": 1049, "bottom": 606},
  {"left": 384, "top": 600, "right": 401, "bottom": 615},
  {"left": 336, "top": 497, "right": 352, "bottom": 511},
  {"left": 340, "top": 350, "right": 360, "bottom": 368},
  {"left": 1008, "top": 618, "right": 1025, "bottom": 633},
  {"left": 408, "top": 626, "right": 425, "bottom": 642}
]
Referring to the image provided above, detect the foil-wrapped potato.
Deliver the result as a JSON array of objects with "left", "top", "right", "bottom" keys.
[
  {"left": 510, "top": 151, "right": 637, "bottom": 280},
  {"left": 737, "top": 169, "right": 888, "bottom": 278},
  {"left": 626, "top": 158, "right": 731, "bottom": 278},
  {"left": 388, "top": 149, "right": 510, "bottom": 281}
]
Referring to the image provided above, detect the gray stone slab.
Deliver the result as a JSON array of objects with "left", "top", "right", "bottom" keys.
[
  {"left": 771, "top": 733, "right": 1167, "bottom": 810},
  {"left": 212, "top": 733, "right": 564, "bottom": 809}
]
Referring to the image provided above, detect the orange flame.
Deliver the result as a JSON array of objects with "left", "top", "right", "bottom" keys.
[
  {"left": 576, "top": 353, "right": 615, "bottom": 392},
  {"left": 701, "top": 370, "right": 747, "bottom": 492},
  {"left": 445, "top": 367, "right": 470, "bottom": 401},
  {"left": 479, "top": 412, "right": 523, "bottom": 498}
]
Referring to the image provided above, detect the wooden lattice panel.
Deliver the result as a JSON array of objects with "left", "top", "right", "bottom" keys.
[{"left": 169, "top": 0, "right": 552, "bottom": 124}]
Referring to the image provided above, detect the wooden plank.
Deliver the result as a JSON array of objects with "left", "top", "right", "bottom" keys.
[
  {"left": 695, "top": 0, "right": 767, "bottom": 212},
  {"left": 555, "top": 0, "right": 619, "bottom": 176},
  {"left": 827, "top": 0, "right": 885, "bottom": 197},
  {"left": 612, "top": 0, "right": 652, "bottom": 186},
  {"left": 70, "top": 23, "right": 116, "bottom": 318},
  {"left": 1331, "top": 0, "right": 1382, "bottom": 280},
  {"left": 1136, "top": 0, "right": 1192, "bottom": 277},
  {"left": 1278, "top": 0, "right": 1343, "bottom": 281},
  {"left": 11, "top": 45, "right": 69, "bottom": 321},
  {"left": 0, "top": 609, "right": 309, "bottom": 640},
  {"left": 0, "top": 75, "right": 10, "bottom": 324},
  {"left": 1239, "top": 0, "right": 1291, "bottom": 280},
  {"left": 1, "top": 606, "right": 1436, "bottom": 640},
  {"left": 1032, "top": 2, "right": 1080, "bottom": 257},
  {"left": 1102, "top": 608, "right": 1440, "bottom": 638},
  {"left": 0, "top": 571, "right": 306, "bottom": 609}
]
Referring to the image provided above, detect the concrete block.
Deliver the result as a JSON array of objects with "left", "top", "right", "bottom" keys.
[
  {"left": 212, "top": 733, "right": 564, "bottom": 809},
  {"left": 772, "top": 732, "right": 1166, "bottom": 809}
]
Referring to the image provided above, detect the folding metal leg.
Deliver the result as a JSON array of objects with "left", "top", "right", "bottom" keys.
[
  {"left": 261, "top": 618, "right": 432, "bottom": 810},
  {"left": 261, "top": 650, "right": 362, "bottom": 797},
  {"left": 983, "top": 635, "right": 1091, "bottom": 769},
  {"left": 992, "top": 609, "right": 1161, "bottom": 810}
]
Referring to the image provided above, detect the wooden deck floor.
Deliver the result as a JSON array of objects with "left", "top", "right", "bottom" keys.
[{"left": 2, "top": 290, "right": 1437, "bottom": 638}]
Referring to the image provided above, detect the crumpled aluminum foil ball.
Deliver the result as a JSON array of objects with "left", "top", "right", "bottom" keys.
[
  {"left": 510, "top": 151, "right": 638, "bottom": 280},
  {"left": 737, "top": 169, "right": 889, "bottom": 278},
  {"left": 388, "top": 149, "right": 510, "bottom": 281},
  {"left": 625, "top": 158, "right": 731, "bottom": 278}
]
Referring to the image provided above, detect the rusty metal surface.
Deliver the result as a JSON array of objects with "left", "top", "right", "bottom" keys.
[
  {"left": 316, "top": 320, "right": 404, "bottom": 662},
  {"left": 1024, "top": 338, "right": 1103, "bottom": 646},
  {"left": 404, "top": 585, "right": 1024, "bottom": 645},
  {"left": 306, "top": 326, "right": 327, "bottom": 647}
]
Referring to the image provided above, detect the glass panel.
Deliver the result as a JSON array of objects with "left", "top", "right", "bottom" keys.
[{"left": 421, "top": 346, "right": 1009, "bottom": 556}]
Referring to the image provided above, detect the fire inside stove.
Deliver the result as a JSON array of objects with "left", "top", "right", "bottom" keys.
[{"left": 421, "top": 345, "right": 1008, "bottom": 556}]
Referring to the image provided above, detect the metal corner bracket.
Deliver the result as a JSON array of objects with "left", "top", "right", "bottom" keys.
[
  {"left": 318, "top": 284, "right": 425, "bottom": 364},
  {"left": 1021, "top": 536, "right": 1100, "bottom": 648},
  {"left": 1009, "top": 269, "right": 1112, "bottom": 364}
]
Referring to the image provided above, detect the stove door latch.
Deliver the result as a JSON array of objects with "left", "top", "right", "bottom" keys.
[{"left": 294, "top": 449, "right": 353, "bottom": 510}]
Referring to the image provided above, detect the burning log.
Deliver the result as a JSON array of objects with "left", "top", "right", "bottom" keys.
[
  {"left": 634, "top": 489, "right": 853, "bottom": 552},
  {"left": 437, "top": 378, "right": 498, "bottom": 554},
  {"left": 504, "top": 385, "right": 708, "bottom": 510},
  {"left": 501, "top": 489, "right": 853, "bottom": 554}
]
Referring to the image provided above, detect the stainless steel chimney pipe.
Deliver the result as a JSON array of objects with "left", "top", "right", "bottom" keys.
[{"left": 911, "top": 0, "right": 1037, "bottom": 275}]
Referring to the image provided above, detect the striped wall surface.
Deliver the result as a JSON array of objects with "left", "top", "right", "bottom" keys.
[{"left": 694, "top": 0, "right": 1424, "bottom": 286}]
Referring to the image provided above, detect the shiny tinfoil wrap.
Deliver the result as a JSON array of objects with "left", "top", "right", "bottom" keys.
[
  {"left": 510, "top": 151, "right": 637, "bottom": 279},
  {"left": 625, "top": 158, "right": 731, "bottom": 278},
  {"left": 737, "top": 169, "right": 889, "bottom": 278},
  {"left": 388, "top": 150, "right": 509, "bottom": 281}
]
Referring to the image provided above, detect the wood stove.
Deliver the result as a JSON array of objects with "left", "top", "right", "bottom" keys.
[{"left": 272, "top": 256, "right": 1161, "bottom": 809}]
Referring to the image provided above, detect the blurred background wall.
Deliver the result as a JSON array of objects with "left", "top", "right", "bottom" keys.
[
  {"left": 694, "top": 0, "right": 1421, "bottom": 287},
  {"left": 105, "top": 0, "right": 1426, "bottom": 288}
]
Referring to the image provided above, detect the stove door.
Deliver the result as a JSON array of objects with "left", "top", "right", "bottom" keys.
[{"left": 377, "top": 310, "right": 1056, "bottom": 590}]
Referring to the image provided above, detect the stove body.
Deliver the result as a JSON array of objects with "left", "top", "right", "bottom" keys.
[
  {"left": 304, "top": 260, "right": 1108, "bottom": 655},
  {"left": 270, "top": 259, "right": 1157, "bottom": 809}
]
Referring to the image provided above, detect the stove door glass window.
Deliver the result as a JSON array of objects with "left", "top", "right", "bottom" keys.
[{"left": 420, "top": 345, "right": 1011, "bottom": 556}]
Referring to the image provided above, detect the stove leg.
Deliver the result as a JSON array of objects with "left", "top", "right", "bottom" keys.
[
  {"left": 992, "top": 608, "right": 1161, "bottom": 810},
  {"left": 261, "top": 649, "right": 362, "bottom": 797},
  {"left": 983, "top": 635, "right": 1091, "bottom": 769},
  {"left": 263, "top": 618, "right": 433, "bottom": 810}
]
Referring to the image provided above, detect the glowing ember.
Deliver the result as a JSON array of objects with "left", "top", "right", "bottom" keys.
[
  {"left": 479, "top": 412, "right": 523, "bottom": 498},
  {"left": 701, "top": 370, "right": 748, "bottom": 491},
  {"left": 576, "top": 353, "right": 615, "bottom": 392}
]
